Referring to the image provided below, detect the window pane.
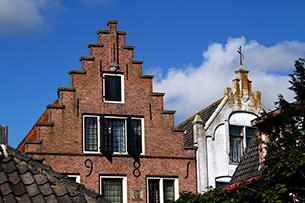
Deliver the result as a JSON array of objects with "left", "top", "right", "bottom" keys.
[
  {"left": 148, "top": 179, "right": 159, "bottom": 203},
  {"left": 216, "top": 181, "right": 228, "bottom": 188},
  {"left": 229, "top": 126, "right": 243, "bottom": 136},
  {"left": 230, "top": 136, "right": 242, "bottom": 162},
  {"left": 130, "top": 119, "right": 142, "bottom": 153},
  {"left": 163, "top": 180, "right": 175, "bottom": 202},
  {"left": 246, "top": 127, "right": 256, "bottom": 147},
  {"left": 236, "top": 137, "right": 242, "bottom": 162},
  {"left": 105, "top": 75, "right": 121, "bottom": 102},
  {"left": 112, "top": 120, "right": 125, "bottom": 152},
  {"left": 102, "top": 178, "right": 123, "bottom": 203},
  {"left": 104, "top": 119, "right": 113, "bottom": 153},
  {"left": 229, "top": 126, "right": 243, "bottom": 162},
  {"left": 84, "top": 117, "right": 98, "bottom": 151}
]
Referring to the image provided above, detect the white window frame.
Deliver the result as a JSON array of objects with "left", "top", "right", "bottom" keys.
[
  {"left": 67, "top": 174, "right": 80, "bottom": 183},
  {"left": 229, "top": 125, "right": 256, "bottom": 163},
  {"left": 103, "top": 73, "right": 124, "bottom": 103},
  {"left": 100, "top": 176, "right": 127, "bottom": 203},
  {"left": 105, "top": 115, "right": 128, "bottom": 154},
  {"left": 146, "top": 177, "right": 179, "bottom": 203},
  {"left": 83, "top": 115, "right": 144, "bottom": 154},
  {"left": 83, "top": 115, "right": 101, "bottom": 154}
]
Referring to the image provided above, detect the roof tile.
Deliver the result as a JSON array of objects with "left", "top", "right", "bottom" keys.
[
  {"left": 0, "top": 171, "right": 7, "bottom": 184},
  {"left": 25, "top": 182, "right": 41, "bottom": 197},
  {"left": 7, "top": 171, "right": 22, "bottom": 185},
  {"left": 33, "top": 173, "right": 49, "bottom": 185},
  {"left": 20, "top": 171, "right": 35, "bottom": 185},
  {"left": 176, "top": 98, "right": 223, "bottom": 147},
  {"left": 31, "top": 193, "right": 47, "bottom": 203},
  {"left": 52, "top": 184, "right": 69, "bottom": 197},
  {"left": 44, "top": 194, "right": 60, "bottom": 203},
  {"left": 11, "top": 181, "right": 26, "bottom": 196},
  {"left": 16, "top": 193, "right": 32, "bottom": 202},
  {"left": 2, "top": 157, "right": 17, "bottom": 173},
  {"left": 38, "top": 182, "right": 54, "bottom": 196},
  {"left": 0, "top": 144, "right": 108, "bottom": 203},
  {"left": 16, "top": 163, "right": 30, "bottom": 174},
  {"left": 2, "top": 193, "right": 17, "bottom": 203},
  {"left": 0, "top": 182, "right": 13, "bottom": 196}
]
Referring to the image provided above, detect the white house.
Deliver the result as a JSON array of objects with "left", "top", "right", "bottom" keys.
[{"left": 177, "top": 62, "right": 265, "bottom": 193}]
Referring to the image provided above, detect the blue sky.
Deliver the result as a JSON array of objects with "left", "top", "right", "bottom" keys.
[{"left": 1, "top": 0, "right": 305, "bottom": 147}]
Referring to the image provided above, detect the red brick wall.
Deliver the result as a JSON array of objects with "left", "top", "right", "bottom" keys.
[{"left": 18, "top": 20, "right": 197, "bottom": 201}]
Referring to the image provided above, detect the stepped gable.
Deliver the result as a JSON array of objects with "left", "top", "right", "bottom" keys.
[
  {"left": 17, "top": 19, "right": 174, "bottom": 154},
  {"left": 0, "top": 144, "right": 108, "bottom": 203},
  {"left": 176, "top": 98, "right": 223, "bottom": 148}
]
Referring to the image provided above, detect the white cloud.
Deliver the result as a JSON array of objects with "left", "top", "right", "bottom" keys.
[
  {"left": 152, "top": 37, "right": 305, "bottom": 124},
  {"left": 0, "top": 0, "right": 62, "bottom": 35}
]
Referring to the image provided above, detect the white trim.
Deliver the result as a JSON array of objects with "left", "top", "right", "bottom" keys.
[
  {"left": 146, "top": 177, "right": 179, "bottom": 203},
  {"left": 105, "top": 116, "right": 128, "bottom": 154},
  {"left": 204, "top": 96, "right": 228, "bottom": 130},
  {"left": 67, "top": 174, "right": 80, "bottom": 183},
  {"left": 100, "top": 175, "right": 127, "bottom": 203},
  {"left": 83, "top": 115, "right": 101, "bottom": 154},
  {"left": 131, "top": 117, "right": 145, "bottom": 155},
  {"left": 103, "top": 73, "right": 125, "bottom": 103}
]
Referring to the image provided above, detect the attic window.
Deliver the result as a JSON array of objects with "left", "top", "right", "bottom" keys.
[{"left": 103, "top": 73, "right": 124, "bottom": 103}]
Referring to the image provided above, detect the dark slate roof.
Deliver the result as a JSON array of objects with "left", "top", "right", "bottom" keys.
[
  {"left": 176, "top": 98, "right": 223, "bottom": 148},
  {"left": 229, "top": 136, "right": 261, "bottom": 184},
  {"left": 0, "top": 144, "right": 108, "bottom": 203}
]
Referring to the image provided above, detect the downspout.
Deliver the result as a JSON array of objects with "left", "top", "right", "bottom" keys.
[{"left": 193, "top": 113, "right": 208, "bottom": 193}]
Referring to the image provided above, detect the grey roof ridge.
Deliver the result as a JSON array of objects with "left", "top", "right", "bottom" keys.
[
  {"left": 0, "top": 144, "right": 108, "bottom": 203},
  {"left": 175, "top": 97, "right": 225, "bottom": 128}
]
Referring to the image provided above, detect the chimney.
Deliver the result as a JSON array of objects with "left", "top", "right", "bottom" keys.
[{"left": 0, "top": 125, "right": 8, "bottom": 145}]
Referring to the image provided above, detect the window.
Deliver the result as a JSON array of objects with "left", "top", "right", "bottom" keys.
[
  {"left": 67, "top": 175, "right": 80, "bottom": 183},
  {"left": 229, "top": 125, "right": 256, "bottom": 163},
  {"left": 103, "top": 73, "right": 124, "bottom": 103},
  {"left": 100, "top": 176, "right": 127, "bottom": 203},
  {"left": 83, "top": 115, "right": 143, "bottom": 154},
  {"left": 215, "top": 176, "right": 231, "bottom": 189},
  {"left": 147, "top": 178, "right": 178, "bottom": 203}
]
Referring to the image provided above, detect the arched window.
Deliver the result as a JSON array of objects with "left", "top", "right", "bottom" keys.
[
  {"left": 228, "top": 112, "right": 257, "bottom": 163},
  {"left": 229, "top": 125, "right": 256, "bottom": 163}
]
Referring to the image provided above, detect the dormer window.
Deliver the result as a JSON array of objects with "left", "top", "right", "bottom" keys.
[{"left": 103, "top": 73, "right": 124, "bottom": 103}]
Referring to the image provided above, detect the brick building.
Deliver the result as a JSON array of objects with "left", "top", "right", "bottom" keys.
[{"left": 17, "top": 20, "right": 196, "bottom": 203}]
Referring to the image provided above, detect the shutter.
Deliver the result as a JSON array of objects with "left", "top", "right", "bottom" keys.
[
  {"left": 127, "top": 117, "right": 132, "bottom": 153},
  {"left": 127, "top": 117, "right": 142, "bottom": 154},
  {"left": 104, "top": 76, "right": 111, "bottom": 100}
]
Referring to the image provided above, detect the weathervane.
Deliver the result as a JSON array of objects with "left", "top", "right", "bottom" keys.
[{"left": 237, "top": 46, "right": 244, "bottom": 66}]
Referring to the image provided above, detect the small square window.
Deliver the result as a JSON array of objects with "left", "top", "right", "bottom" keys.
[
  {"left": 103, "top": 74, "right": 124, "bottom": 103},
  {"left": 100, "top": 176, "right": 127, "bottom": 203},
  {"left": 147, "top": 178, "right": 178, "bottom": 203},
  {"left": 67, "top": 175, "right": 80, "bottom": 183}
]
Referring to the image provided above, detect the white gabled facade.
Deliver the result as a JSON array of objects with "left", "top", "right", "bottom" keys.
[
  {"left": 180, "top": 64, "right": 265, "bottom": 193},
  {"left": 201, "top": 65, "right": 264, "bottom": 192}
]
